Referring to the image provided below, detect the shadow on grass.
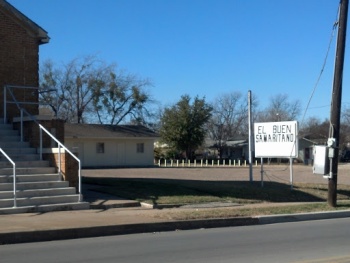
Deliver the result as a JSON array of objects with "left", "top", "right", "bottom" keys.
[
  {"left": 82, "top": 177, "right": 350, "bottom": 206},
  {"left": 336, "top": 203, "right": 350, "bottom": 209}
]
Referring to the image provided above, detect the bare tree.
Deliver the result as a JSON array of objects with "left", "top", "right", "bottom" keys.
[
  {"left": 207, "top": 92, "right": 257, "bottom": 158},
  {"left": 256, "top": 94, "right": 301, "bottom": 122},
  {"left": 39, "top": 55, "right": 154, "bottom": 125},
  {"left": 299, "top": 112, "right": 350, "bottom": 153},
  {"left": 92, "top": 71, "right": 154, "bottom": 125},
  {"left": 299, "top": 116, "right": 329, "bottom": 140},
  {"left": 340, "top": 107, "right": 350, "bottom": 148},
  {"left": 40, "top": 56, "right": 112, "bottom": 123}
]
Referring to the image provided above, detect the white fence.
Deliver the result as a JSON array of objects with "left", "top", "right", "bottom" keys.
[{"left": 157, "top": 159, "right": 260, "bottom": 167}]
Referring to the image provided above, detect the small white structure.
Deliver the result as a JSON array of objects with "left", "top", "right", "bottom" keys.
[{"left": 64, "top": 123, "right": 159, "bottom": 168}]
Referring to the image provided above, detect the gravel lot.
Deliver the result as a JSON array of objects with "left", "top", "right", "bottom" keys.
[{"left": 82, "top": 163, "right": 350, "bottom": 186}]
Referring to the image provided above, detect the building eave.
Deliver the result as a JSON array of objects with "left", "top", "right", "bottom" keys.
[{"left": 0, "top": 0, "right": 50, "bottom": 44}]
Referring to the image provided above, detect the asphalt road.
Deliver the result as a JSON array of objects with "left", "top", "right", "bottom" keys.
[{"left": 1, "top": 218, "right": 350, "bottom": 263}]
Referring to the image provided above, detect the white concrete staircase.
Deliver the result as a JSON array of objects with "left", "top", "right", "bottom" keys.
[{"left": 0, "top": 121, "right": 89, "bottom": 214}]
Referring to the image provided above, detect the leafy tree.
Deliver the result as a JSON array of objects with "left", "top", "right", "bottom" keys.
[
  {"left": 159, "top": 95, "right": 212, "bottom": 160},
  {"left": 39, "top": 55, "right": 154, "bottom": 125}
]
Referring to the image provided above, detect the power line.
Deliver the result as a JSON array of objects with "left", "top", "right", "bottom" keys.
[{"left": 300, "top": 5, "right": 340, "bottom": 125}]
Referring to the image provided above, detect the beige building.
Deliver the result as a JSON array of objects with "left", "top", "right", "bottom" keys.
[{"left": 65, "top": 123, "right": 159, "bottom": 168}]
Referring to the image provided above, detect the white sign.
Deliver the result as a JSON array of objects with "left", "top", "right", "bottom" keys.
[{"left": 254, "top": 121, "right": 298, "bottom": 158}]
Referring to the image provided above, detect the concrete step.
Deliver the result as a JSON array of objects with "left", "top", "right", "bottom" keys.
[
  {"left": 0, "top": 154, "right": 40, "bottom": 161},
  {"left": 0, "top": 135, "right": 21, "bottom": 142},
  {"left": 0, "top": 173, "right": 60, "bottom": 183},
  {"left": 0, "top": 167, "right": 56, "bottom": 176},
  {"left": 0, "top": 147, "right": 37, "bottom": 154},
  {"left": 0, "top": 121, "right": 88, "bottom": 214},
  {"left": 0, "top": 141, "right": 30, "bottom": 148},
  {"left": 0, "top": 202, "right": 90, "bottom": 215},
  {"left": 0, "top": 181, "right": 70, "bottom": 191},
  {"left": 0, "top": 194, "right": 82, "bottom": 208},
  {"left": 0, "top": 187, "right": 77, "bottom": 199},
  {"left": 0, "top": 129, "right": 18, "bottom": 136},
  {"left": 0, "top": 123, "right": 13, "bottom": 130},
  {"left": 0, "top": 160, "right": 50, "bottom": 168}
]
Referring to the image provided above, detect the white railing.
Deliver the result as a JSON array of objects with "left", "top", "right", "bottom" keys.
[
  {"left": 3, "top": 85, "right": 57, "bottom": 124},
  {"left": 39, "top": 124, "right": 82, "bottom": 202},
  {"left": 3, "top": 85, "right": 82, "bottom": 202},
  {"left": 3, "top": 85, "right": 40, "bottom": 124},
  {"left": 0, "top": 148, "right": 16, "bottom": 207}
]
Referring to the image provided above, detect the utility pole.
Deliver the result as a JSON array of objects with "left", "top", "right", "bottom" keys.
[
  {"left": 328, "top": 0, "right": 348, "bottom": 207},
  {"left": 248, "top": 90, "right": 253, "bottom": 182}
]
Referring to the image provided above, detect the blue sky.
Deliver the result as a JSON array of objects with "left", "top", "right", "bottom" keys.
[{"left": 8, "top": 0, "right": 349, "bottom": 121}]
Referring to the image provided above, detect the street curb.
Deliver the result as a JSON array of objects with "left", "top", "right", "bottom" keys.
[
  {"left": 0, "top": 217, "right": 258, "bottom": 245},
  {"left": 256, "top": 209, "right": 350, "bottom": 224},
  {"left": 1, "top": 210, "right": 349, "bottom": 245}
]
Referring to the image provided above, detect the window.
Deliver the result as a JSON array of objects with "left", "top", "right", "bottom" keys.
[
  {"left": 137, "top": 143, "right": 144, "bottom": 153},
  {"left": 96, "top": 142, "right": 105, "bottom": 153}
]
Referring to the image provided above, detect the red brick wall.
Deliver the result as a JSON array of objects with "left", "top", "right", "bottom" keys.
[
  {"left": 0, "top": 7, "right": 40, "bottom": 121},
  {"left": 44, "top": 152, "right": 79, "bottom": 190},
  {"left": 13, "top": 119, "right": 65, "bottom": 148}
]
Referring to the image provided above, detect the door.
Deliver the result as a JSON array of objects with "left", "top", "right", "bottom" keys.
[{"left": 116, "top": 143, "right": 126, "bottom": 165}]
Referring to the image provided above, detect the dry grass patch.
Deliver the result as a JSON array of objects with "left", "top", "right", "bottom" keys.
[
  {"left": 83, "top": 176, "right": 350, "bottom": 207},
  {"left": 154, "top": 201, "right": 350, "bottom": 221}
]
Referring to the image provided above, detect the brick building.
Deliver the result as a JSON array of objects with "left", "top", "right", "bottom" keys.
[
  {"left": 0, "top": 1, "right": 88, "bottom": 213},
  {"left": 0, "top": 0, "right": 49, "bottom": 121}
]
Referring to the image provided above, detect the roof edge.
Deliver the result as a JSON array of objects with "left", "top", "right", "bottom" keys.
[{"left": 0, "top": 0, "right": 50, "bottom": 44}]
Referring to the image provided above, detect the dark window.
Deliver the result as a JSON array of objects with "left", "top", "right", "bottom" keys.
[
  {"left": 137, "top": 143, "right": 144, "bottom": 153},
  {"left": 96, "top": 142, "right": 105, "bottom": 153}
]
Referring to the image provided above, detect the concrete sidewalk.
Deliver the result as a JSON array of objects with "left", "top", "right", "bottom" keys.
[{"left": 0, "top": 183, "right": 350, "bottom": 245}]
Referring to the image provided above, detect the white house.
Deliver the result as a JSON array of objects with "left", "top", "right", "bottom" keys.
[{"left": 64, "top": 123, "right": 159, "bottom": 168}]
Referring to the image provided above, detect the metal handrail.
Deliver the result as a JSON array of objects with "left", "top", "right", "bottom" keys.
[
  {"left": 3, "top": 85, "right": 57, "bottom": 124},
  {"left": 3, "top": 85, "right": 82, "bottom": 202},
  {"left": 0, "top": 148, "right": 16, "bottom": 207},
  {"left": 3, "top": 85, "right": 39, "bottom": 124},
  {"left": 39, "top": 124, "right": 82, "bottom": 202}
]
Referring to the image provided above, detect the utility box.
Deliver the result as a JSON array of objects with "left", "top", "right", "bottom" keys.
[{"left": 313, "top": 146, "right": 329, "bottom": 175}]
